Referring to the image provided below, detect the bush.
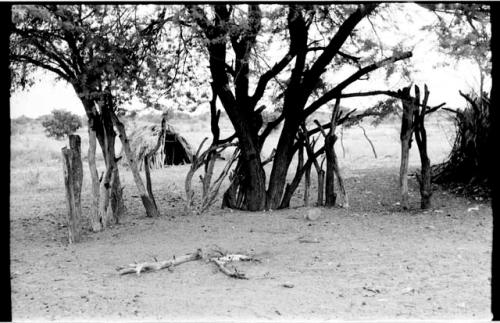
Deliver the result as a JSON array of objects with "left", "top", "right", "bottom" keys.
[
  {"left": 11, "top": 115, "right": 34, "bottom": 135},
  {"left": 432, "top": 91, "right": 491, "bottom": 197},
  {"left": 41, "top": 109, "right": 82, "bottom": 140}
]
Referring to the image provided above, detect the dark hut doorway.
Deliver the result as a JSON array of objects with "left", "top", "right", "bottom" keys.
[{"left": 164, "top": 133, "right": 191, "bottom": 165}]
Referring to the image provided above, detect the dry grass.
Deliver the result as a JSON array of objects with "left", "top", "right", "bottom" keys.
[
  {"left": 10, "top": 115, "right": 456, "bottom": 195},
  {"left": 11, "top": 114, "right": 493, "bottom": 321}
]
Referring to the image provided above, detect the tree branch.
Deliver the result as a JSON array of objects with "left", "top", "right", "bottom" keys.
[
  {"left": 250, "top": 51, "right": 296, "bottom": 106},
  {"left": 303, "top": 51, "right": 413, "bottom": 117},
  {"left": 303, "top": 4, "right": 378, "bottom": 92},
  {"left": 11, "top": 54, "right": 70, "bottom": 80}
]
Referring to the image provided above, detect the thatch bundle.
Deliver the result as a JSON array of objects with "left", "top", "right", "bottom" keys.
[
  {"left": 432, "top": 92, "right": 491, "bottom": 196},
  {"left": 127, "top": 121, "right": 193, "bottom": 170}
]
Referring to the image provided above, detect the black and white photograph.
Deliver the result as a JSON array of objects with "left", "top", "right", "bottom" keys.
[{"left": 7, "top": 2, "right": 499, "bottom": 321}]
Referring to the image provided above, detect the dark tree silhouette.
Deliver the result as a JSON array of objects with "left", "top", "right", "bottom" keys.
[{"left": 490, "top": 3, "right": 499, "bottom": 320}]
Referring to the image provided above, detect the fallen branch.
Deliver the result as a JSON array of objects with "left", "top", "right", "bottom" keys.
[
  {"left": 118, "top": 249, "right": 258, "bottom": 279},
  {"left": 210, "top": 258, "right": 247, "bottom": 279},
  {"left": 117, "top": 249, "right": 202, "bottom": 276},
  {"left": 208, "top": 252, "right": 259, "bottom": 280}
]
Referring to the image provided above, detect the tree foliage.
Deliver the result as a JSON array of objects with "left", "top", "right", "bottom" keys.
[
  {"left": 421, "top": 3, "right": 491, "bottom": 95},
  {"left": 183, "top": 4, "right": 414, "bottom": 210},
  {"left": 41, "top": 109, "right": 82, "bottom": 139}
]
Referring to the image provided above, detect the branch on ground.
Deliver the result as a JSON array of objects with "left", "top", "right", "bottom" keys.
[{"left": 117, "top": 248, "right": 259, "bottom": 280}]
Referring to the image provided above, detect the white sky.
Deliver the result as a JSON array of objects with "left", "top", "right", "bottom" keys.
[{"left": 9, "top": 3, "right": 490, "bottom": 118}]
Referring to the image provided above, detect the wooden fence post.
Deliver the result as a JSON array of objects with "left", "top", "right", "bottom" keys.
[{"left": 62, "top": 134, "right": 83, "bottom": 244}]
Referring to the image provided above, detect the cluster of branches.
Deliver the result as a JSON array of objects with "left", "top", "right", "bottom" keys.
[
  {"left": 433, "top": 91, "right": 491, "bottom": 197},
  {"left": 184, "top": 4, "right": 417, "bottom": 211}
]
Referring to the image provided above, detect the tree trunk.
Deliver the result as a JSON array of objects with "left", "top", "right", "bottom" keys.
[
  {"left": 110, "top": 109, "right": 160, "bottom": 218},
  {"left": 110, "top": 167, "right": 125, "bottom": 224},
  {"left": 418, "top": 151, "right": 432, "bottom": 209},
  {"left": 81, "top": 97, "right": 125, "bottom": 227},
  {"left": 87, "top": 126, "right": 102, "bottom": 232},
  {"left": 399, "top": 86, "right": 414, "bottom": 210},
  {"left": 317, "top": 169, "right": 325, "bottom": 206},
  {"left": 144, "top": 156, "right": 157, "bottom": 210},
  {"left": 266, "top": 121, "right": 299, "bottom": 209},
  {"left": 332, "top": 149, "right": 349, "bottom": 208},
  {"left": 400, "top": 138, "right": 411, "bottom": 209},
  {"left": 304, "top": 162, "right": 311, "bottom": 206},
  {"left": 241, "top": 155, "right": 267, "bottom": 211},
  {"left": 99, "top": 120, "right": 122, "bottom": 227},
  {"left": 490, "top": 4, "right": 499, "bottom": 319},
  {"left": 202, "top": 153, "right": 217, "bottom": 202},
  {"left": 61, "top": 135, "right": 83, "bottom": 244},
  {"left": 414, "top": 85, "right": 433, "bottom": 210},
  {"left": 279, "top": 145, "right": 304, "bottom": 209},
  {"left": 324, "top": 134, "right": 337, "bottom": 207}
]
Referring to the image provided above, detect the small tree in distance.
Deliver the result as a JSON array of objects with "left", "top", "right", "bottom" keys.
[{"left": 41, "top": 109, "right": 82, "bottom": 140}]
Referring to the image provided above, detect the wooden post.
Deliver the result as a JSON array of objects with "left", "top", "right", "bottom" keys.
[
  {"left": 87, "top": 127, "right": 102, "bottom": 232},
  {"left": 414, "top": 85, "right": 434, "bottom": 209},
  {"left": 399, "top": 86, "right": 414, "bottom": 210},
  {"left": 61, "top": 135, "right": 83, "bottom": 243},
  {"left": 144, "top": 156, "right": 157, "bottom": 209},
  {"left": 317, "top": 168, "right": 325, "bottom": 206},
  {"left": 304, "top": 162, "right": 311, "bottom": 207},
  {"left": 324, "top": 98, "right": 341, "bottom": 207}
]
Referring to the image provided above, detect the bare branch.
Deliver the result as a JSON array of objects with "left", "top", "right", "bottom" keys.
[
  {"left": 358, "top": 125, "right": 378, "bottom": 158},
  {"left": 304, "top": 51, "right": 413, "bottom": 117},
  {"left": 250, "top": 51, "right": 296, "bottom": 107},
  {"left": 11, "top": 54, "right": 70, "bottom": 80},
  {"left": 303, "top": 4, "right": 378, "bottom": 90}
]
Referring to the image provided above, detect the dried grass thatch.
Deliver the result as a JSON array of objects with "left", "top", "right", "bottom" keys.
[
  {"left": 432, "top": 91, "right": 491, "bottom": 197},
  {"left": 127, "top": 121, "right": 193, "bottom": 170}
]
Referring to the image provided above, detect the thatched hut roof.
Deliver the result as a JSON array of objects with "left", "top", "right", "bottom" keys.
[{"left": 127, "top": 121, "right": 193, "bottom": 169}]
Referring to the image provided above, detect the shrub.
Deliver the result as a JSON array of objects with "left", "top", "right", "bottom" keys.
[
  {"left": 11, "top": 115, "right": 34, "bottom": 135},
  {"left": 432, "top": 91, "right": 491, "bottom": 197},
  {"left": 41, "top": 109, "right": 82, "bottom": 140}
]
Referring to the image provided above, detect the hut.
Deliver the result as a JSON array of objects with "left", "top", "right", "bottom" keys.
[{"left": 128, "top": 118, "right": 194, "bottom": 170}]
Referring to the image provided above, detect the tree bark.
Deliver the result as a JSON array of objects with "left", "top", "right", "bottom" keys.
[
  {"left": 332, "top": 148, "right": 349, "bottom": 208},
  {"left": 399, "top": 86, "right": 414, "bottom": 210},
  {"left": 279, "top": 145, "right": 304, "bottom": 209},
  {"left": 266, "top": 120, "right": 302, "bottom": 209},
  {"left": 110, "top": 109, "right": 160, "bottom": 218},
  {"left": 490, "top": 4, "right": 499, "bottom": 319},
  {"left": 324, "top": 134, "right": 337, "bottom": 207},
  {"left": 413, "top": 85, "right": 433, "bottom": 209},
  {"left": 400, "top": 137, "right": 411, "bottom": 209},
  {"left": 144, "top": 156, "right": 157, "bottom": 210},
  {"left": 304, "top": 161, "right": 311, "bottom": 206},
  {"left": 99, "top": 112, "right": 122, "bottom": 227},
  {"left": 87, "top": 126, "right": 102, "bottom": 232},
  {"left": 317, "top": 169, "right": 325, "bottom": 206},
  {"left": 61, "top": 135, "right": 83, "bottom": 244},
  {"left": 81, "top": 96, "right": 125, "bottom": 226}
]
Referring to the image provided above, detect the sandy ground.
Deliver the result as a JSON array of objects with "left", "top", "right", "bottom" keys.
[{"left": 10, "top": 165, "right": 492, "bottom": 321}]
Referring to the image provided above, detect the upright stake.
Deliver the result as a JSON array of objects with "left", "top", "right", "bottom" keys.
[
  {"left": 399, "top": 86, "right": 414, "bottom": 210},
  {"left": 88, "top": 126, "right": 102, "bottom": 232},
  {"left": 61, "top": 134, "right": 83, "bottom": 243}
]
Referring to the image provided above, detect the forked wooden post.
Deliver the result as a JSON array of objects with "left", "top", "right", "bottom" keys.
[
  {"left": 399, "top": 86, "right": 414, "bottom": 210},
  {"left": 61, "top": 134, "right": 83, "bottom": 244}
]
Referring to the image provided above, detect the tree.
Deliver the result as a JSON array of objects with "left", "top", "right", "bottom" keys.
[
  {"left": 185, "top": 4, "right": 413, "bottom": 210},
  {"left": 421, "top": 4, "right": 490, "bottom": 99},
  {"left": 490, "top": 4, "right": 499, "bottom": 320},
  {"left": 10, "top": 5, "right": 169, "bottom": 228},
  {"left": 418, "top": 4, "right": 492, "bottom": 195},
  {"left": 41, "top": 109, "right": 82, "bottom": 139}
]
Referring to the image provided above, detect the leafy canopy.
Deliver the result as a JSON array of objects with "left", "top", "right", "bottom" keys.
[{"left": 41, "top": 109, "right": 82, "bottom": 140}]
